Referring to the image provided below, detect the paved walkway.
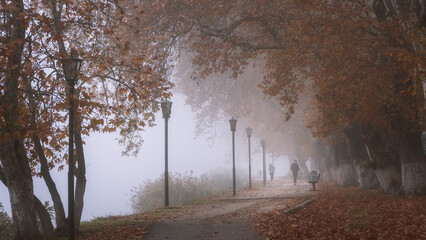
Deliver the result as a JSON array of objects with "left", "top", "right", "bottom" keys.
[{"left": 142, "top": 177, "right": 316, "bottom": 240}]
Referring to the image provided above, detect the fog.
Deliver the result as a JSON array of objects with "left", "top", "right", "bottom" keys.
[{"left": 0, "top": 93, "right": 290, "bottom": 221}]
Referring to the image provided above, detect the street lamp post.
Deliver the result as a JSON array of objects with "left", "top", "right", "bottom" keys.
[
  {"left": 229, "top": 117, "right": 237, "bottom": 196},
  {"left": 261, "top": 140, "right": 266, "bottom": 187},
  {"left": 161, "top": 99, "right": 172, "bottom": 207},
  {"left": 62, "top": 55, "right": 82, "bottom": 240},
  {"left": 246, "top": 128, "right": 252, "bottom": 188}
]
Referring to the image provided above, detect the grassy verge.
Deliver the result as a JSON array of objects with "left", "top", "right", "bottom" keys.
[{"left": 54, "top": 205, "right": 191, "bottom": 240}]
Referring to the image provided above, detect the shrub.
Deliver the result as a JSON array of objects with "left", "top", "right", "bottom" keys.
[{"left": 131, "top": 170, "right": 247, "bottom": 213}]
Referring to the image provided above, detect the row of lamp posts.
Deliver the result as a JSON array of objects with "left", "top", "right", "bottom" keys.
[
  {"left": 230, "top": 117, "right": 267, "bottom": 196},
  {"left": 161, "top": 113, "right": 267, "bottom": 205}
]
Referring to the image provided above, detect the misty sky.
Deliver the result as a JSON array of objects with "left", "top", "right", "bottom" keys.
[{"left": 0, "top": 93, "right": 290, "bottom": 221}]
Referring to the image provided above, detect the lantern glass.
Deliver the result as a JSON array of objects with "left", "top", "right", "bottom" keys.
[
  {"left": 246, "top": 127, "right": 252, "bottom": 137},
  {"left": 261, "top": 140, "right": 266, "bottom": 148},
  {"left": 161, "top": 99, "right": 172, "bottom": 119},
  {"left": 229, "top": 117, "right": 237, "bottom": 132},
  {"left": 63, "top": 55, "right": 83, "bottom": 81}
]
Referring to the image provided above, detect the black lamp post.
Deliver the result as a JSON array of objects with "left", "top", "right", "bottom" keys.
[
  {"left": 246, "top": 127, "right": 252, "bottom": 188},
  {"left": 261, "top": 140, "right": 266, "bottom": 187},
  {"left": 62, "top": 55, "right": 82, "bottom": 240},
  {"left": 229, "top": 117, "right": 237, "bottom": 196},
  {"left": 161, "top": 99, "right": 172, "bottom": 207}
]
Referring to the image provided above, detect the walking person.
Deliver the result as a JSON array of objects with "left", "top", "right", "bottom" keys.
[
  {"left": 269, "top": 163, "right": 275, "bottom": 182},
  {"left": 291, "top": 159, "right": 299, "bottom": 186}
]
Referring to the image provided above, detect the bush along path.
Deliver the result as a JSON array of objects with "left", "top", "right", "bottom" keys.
[{"left": 255, "top": 182, "right": 426, "bottom": 240}]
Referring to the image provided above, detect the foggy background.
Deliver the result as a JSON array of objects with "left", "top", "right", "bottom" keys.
[{"left": 0, "top": 93, "right": 290, "bottom": 221}]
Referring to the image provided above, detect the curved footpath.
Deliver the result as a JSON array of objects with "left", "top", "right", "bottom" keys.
[{"left": 142, "top": 177, "right": 317, "bottom": 240}]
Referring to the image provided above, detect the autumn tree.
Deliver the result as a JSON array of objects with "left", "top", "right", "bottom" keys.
[
  {"left": 121, "top": 0, "right": 426, "bottom": 194},
  {"left": 260, "top": 0, "right": 426, "bottom": 194},
  {"left": 0, "top": 0, "right": 171, "bottom": 238}
]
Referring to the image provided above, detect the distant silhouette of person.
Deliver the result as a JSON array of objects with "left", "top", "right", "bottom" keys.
[
  {"left": 291, "top": 159, "right": 299, "bottom": 186},
  {"left": 269, "top": 163, "right": 275, "bottom": 181}
]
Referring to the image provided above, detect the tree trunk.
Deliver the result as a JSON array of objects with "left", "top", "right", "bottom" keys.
[
  {"left": 334, "top": 141, "right": 358, "bottom": 186},
  {"left": 33, "top": 137, "right": 67, "bottom": 234},
  {"left": 374, "top": 166, "right": 401, "bottom": 194},
  {"left": 74, "top": 130, "right": 87, "bottom": 232},
  {"left": 48, "top": 0, "right": 88, "bottom": 231},
  {"left": 34, "top": 197, "right": 55, "bottom": 239},
  {"left": 345, "top": 125, "right": 380, "bottom": 189},
  {"left": 314, "top": 141, "right": 336, "bottom": 181},
  {"left": 366, "top": 134, "right": 402, "bottom": 194},
  {"left": 298, "top": 160, "right": 309, "bottom": 180},
  {"left": 336, "top": 164, "right": 358, "bottom": 186},
  {"left": 399, "top": 132, "right": 426, "bottom": 195},
  {"left": 0, "top": 1, "right": 43, "bottom": 238},
  {"left": 0, "top": 143, "right": 43, "bottom": 240},
  {"left": 353, "top": 161, "right": 380, "bottom": 190},
  {"left": 293, "top": 142, "right": 309, "bottom": 179},
  {"left": 0, "top": 166, "right": 55, "bottom": 239},
  {"left": 23, "top": 73, "right": 68, "bottom": 235}
]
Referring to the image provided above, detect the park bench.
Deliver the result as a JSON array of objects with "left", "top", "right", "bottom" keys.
[{"left": 308, "top": 171, "right": 320, "bottom": 191}]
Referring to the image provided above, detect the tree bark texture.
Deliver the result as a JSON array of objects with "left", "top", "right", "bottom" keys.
[
  {"left": 373, "top": 0, "right": 426, "bottom": 27},
  {"left": 333, "top": 141, "right": 358, "bottom": 186},
  {"left": 0, "top": 166, "right": 55, "bottom": 239},
  {"left": 23, "top": 73, "right": 67, "bottom": 234},
  {"left": 0, "top": 1, "right": 43, "bottom": 238},
  {"left": 34, "top": 197, "right": 55, "bottom": 239},
  {"left": 353, "top": 161, "right": 380, "bottom": 190},
  {"left": 337, "top": 164, "right": 358, "bottom": 186},
  {"left": 74, "top": 130, "right": 87, "bottom": 232},
  {"left": 399, "top": 132, "right": 426, "bottom": 195},
  {"left": 374, "top": 166, "right": 401, "bottom": 194},
  {"left": 33, "top": 137, "right": 67, "bottom": 233},
  {"left": 345, "top": 125, "right": 380, "bottom": 189},
  {"left": 319, "top": 145, "right": 337, "bottom": 181}
]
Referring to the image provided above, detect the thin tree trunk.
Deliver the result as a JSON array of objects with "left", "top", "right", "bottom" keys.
[
  {"left": 33, "top": 137, "right": 68, "bottom": 233},
  {"left": 34, "top": 196, "right": 55, "bottom": 239},
  {"left": 23, "top": 73, "right": 68, "bottom": 234},
  {"left": 48, "top": 0, "right": 88, "bottom": 232},
  {"left": 74, "top": 130, "right": 87, "bottom": 232}
]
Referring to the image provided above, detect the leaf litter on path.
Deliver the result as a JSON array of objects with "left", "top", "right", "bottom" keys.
[{"left": 254, "top": 182, "right": 426, "bottom": 240}]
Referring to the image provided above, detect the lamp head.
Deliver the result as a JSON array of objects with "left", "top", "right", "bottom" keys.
[
  {"left": 62, "top": 55, "right": 83, "bottom": 82},
  {"left": 161, "top": 99, "right": 172, "bottom": 119},
  {"left": 246, "top": 127, "right": 252, "bottom": 137},
  {"left": 229, "top": 117, "right": 237, "bottom": 132}
]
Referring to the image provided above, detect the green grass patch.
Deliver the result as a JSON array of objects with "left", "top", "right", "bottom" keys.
[{"left": 79, "top": 214, "right": 143, "bottom": 234}]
